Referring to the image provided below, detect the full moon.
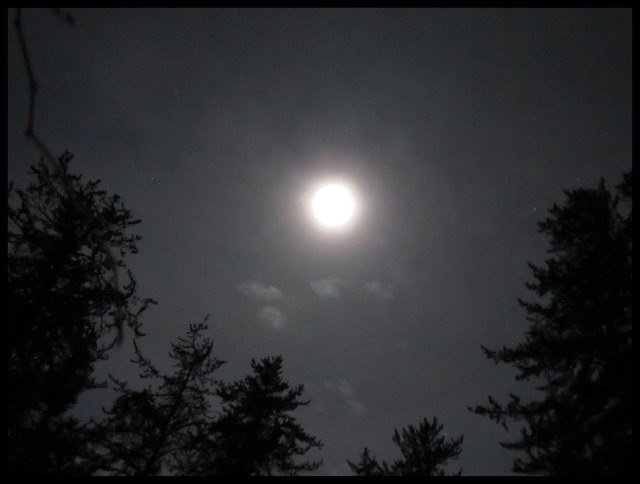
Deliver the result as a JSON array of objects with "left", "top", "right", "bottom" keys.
[{"left": 310, "top": 182, "right": 357, "bottom": 229}]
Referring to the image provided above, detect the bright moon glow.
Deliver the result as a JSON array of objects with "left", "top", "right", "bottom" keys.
[{"left": 310, "top": 183, "right": 357, "bottom": 228}]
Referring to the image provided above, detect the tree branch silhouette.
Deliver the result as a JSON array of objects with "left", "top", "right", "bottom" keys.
[{"left": 13, "top": 8, "right": 126, "bottom": 345}]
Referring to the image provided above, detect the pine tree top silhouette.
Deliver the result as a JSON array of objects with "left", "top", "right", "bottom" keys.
[
  {"left": 348, "top": 416, "right": 463, "bottom": 476},
  {"left": 203, "top": 356, "right": 324, "bottom": 476},
  {"left": 91, "top": 319, "right": 224, "bottom": 476},
  {"left": 8, "top": 154, "right": 154, "bottom": 475},
  {"left": 471, "top": 172, "right": 632, "bottom": 476}
]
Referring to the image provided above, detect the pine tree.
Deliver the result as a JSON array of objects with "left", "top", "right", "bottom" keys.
[
  {"left": 348, "top": 447, "right": 385, "bottom": 476},
  {"left": 91, "top": 320, "right": 224, "bottom": 476},
  {"left": 7, "top": 153, "right": 153, "bottom": 474},
  {"left": 471, "top": 173, "right": 632, "bottom": 475},
  {"left": 348, "top": 417, "right": 463, "bottom": 476},
  {"left": 191, "top": 356, "right": 323, "bottom": 476}
]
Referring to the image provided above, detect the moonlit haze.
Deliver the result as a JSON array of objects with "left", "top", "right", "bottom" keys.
[{"left": 7, "top": 7, "right": 630, "bottom": 477}]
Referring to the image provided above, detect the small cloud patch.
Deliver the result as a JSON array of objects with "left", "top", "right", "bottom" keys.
[
  {"left": 336, "top": 378, "right": 355, "bottom": 397},
  {"left": 322, "top": 377, "right": 368, "bottom": 417},
  {"left": 310, "top": 277, "right": 343, "bottom": 298},
  {"left": 364, "top": 280, "right": 394, "bottom": 299},
  {"left": 346, "top": 399, "right": 368, "bottom": 416},
  {"left": 258, "top": 306, "right": 286, "bottom": 329},
  {"left": 238, "top": 281, "right": 284, "bottom": 302}
]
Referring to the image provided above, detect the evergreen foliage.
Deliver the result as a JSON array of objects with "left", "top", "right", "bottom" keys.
[
  {"left": 189, "top": 355, "right": 324, "bottom": 476},
  {"left": 7, "top": 154, "right": 322, "bottom": 476},
  {"left": 90, "top": 320, "right": 224, "bottom": 476},
  {"left": 7, "top": 153, "right": 153, "bottom": 474},
  {"left": 471, "top": 173, "right": 632, "bottom": 476},
  {"left": 348, "top": 417, "right": 463, "bottom": 476}
]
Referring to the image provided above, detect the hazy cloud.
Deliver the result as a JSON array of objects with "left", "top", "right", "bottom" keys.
[
  {"left": 238, "top": 281, "right": 284, "bottom": 302},
  {"left": 322, "top": 378, "right": 354, "bottom": 396},
  {"left": 258, "top": 306, "right": 286, "bottom": 329},
  {"left": 336, "top": 378, "right": 355, "bottom": 397},
  {"left": 346, "top": 399, "right": 368, "bottom": 416},
  {"left": 323, "top": 378, "right": 367, "bottom": 416},
  {"left": 311, "top": 277, "right": 343, "bottom": 298},
  {"left": 364, "top": 280, "right": 394, "bottom": 299}
]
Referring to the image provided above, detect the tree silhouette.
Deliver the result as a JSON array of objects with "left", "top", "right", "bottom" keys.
[
  {"left": 189, "top": 356, "right": 323, "bottom": 476},
  {"left": 9, "top": 9, "right": 324, "bottom": 477},
  {"left": 348, "top": 417, "right": 463, "bottom": 476},
  {"left": 470, "top": 173, "right": 632, "bottom": 475},
  {"left": 89, "top": 320, "right": 224, "bottom": 476},
  {"left": 7, "top": 154, "right": 154, "bottom": 475}
]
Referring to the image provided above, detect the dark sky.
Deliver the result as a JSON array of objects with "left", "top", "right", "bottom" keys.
[{"left": 7, "top": 8, "right": 632, "bottom": 475}]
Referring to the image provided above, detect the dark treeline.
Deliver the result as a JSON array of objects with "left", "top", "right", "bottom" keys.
[{"left": 7, "top": 156, "right": 323, "bottom": 475}]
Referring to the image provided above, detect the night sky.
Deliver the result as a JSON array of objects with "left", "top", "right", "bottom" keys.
[{"left": 7, "top": 8, "right": 632, "bottom": 475}]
